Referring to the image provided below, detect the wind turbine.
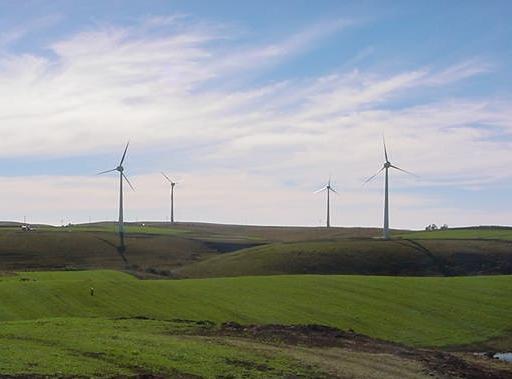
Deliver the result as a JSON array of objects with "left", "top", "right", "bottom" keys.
[
  {"left": 97, "top": 142, "right": 135, "bottom": 236},
  {"left": 315, "top": 178, "right": 338, "bottom": 228},
  {"left": 364, "top": 137, "right": 415, "bottom": 239},
  {"left": 161, "top": 172, "right": 177, "bottom": 223}
]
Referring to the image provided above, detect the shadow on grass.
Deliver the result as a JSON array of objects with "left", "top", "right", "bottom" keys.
[
  {"left": 393, "top": 239, "right": 452, "bottom": 276},
  {"left": 95, "top": 233, "right": 128, "bottom": 266}
]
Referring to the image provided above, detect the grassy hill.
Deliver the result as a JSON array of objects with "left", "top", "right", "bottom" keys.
[
  {"left": 0, "top": 222, "right": 389, "bottom": 274},
  {"left": 0, "top": 228, "right": 218, "bottom": 273},
  {"left": 1, "top": 270, "right": 511, "bottom": 348},
  {"left": 162, "top": 222, "right": 387, "bottom": 242},
  {"left": 28, "top": 221, "right": 385, "bottom": 242},
  {"left": 2, "top": 223, "right": 512, "bottom": 279},
  {"left": 1, "top": 270, "right": 511, "bottom": 377},
  {"left": 1, "top": 224, "right": 512, "bottom": 377},
  {"left": 177, "top": 238, "right": 512, "bottom": 278}
]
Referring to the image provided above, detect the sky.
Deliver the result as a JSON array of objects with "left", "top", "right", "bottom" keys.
[{"left": 0, "top": 0, "right": 511, "bottom": 228}]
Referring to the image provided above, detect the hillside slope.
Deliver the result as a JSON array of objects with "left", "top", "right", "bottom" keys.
[
  {"left": 176, "top": 238, "right": 512, "bottom": 278},
  {"left": 1, "top": 270, "right": 511, "bottom": 348},
  {"left": 0, "top": 223, "right": 385, "bottom": 273},
  {"left": 0, "top": 229, "right": 217, "bottom": 272}
]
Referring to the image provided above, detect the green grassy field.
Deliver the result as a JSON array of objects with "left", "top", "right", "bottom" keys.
[
  {"left": 1, "top": 225, "right": 511, "bottom": 377},
  {"left": 0, "top": 318, "right": 327, "bottom": 378},
  {"left": 0, "top": 270, "right": 511, "bottom": 377},
  {"left": 1, "top": 317, "right": 440, "bottom": 378},
  {"left": 1, "top": 270, "right": 511, "bottom": 348},
  {"left": 397, "top": 227, "right": 512, "bottom": 240}
]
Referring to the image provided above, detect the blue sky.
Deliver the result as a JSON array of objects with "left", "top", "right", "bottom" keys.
[{"left": 0, "top": 0, "right": 511, "bottom": 227}]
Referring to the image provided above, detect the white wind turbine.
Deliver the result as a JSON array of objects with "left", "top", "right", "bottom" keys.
[
  {"left": 97, "top": 142, "right": 135, "bottom": 236},
  {"left": 315, "top": 178, "right": 338, "bottom": 228},
  {"left": 364, "top": 137, "right": 416, "bottom": 239},
  {"left": 161, "top": 172, "right": 178, "bottom": 223}
]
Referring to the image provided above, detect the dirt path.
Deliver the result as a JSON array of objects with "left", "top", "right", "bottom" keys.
[{"left": 191, "top": 321, "right": 512, "bottom": 379}]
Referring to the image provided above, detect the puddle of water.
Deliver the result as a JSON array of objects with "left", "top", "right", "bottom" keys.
[{"left": 494, "top": 352, "right": 512, "bottom": 362}]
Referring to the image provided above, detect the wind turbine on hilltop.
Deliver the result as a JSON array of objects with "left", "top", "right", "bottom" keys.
[
  {"left": 97, "top": 142, "right": 135, "bottom": 236},
  {"left": 315, "top": 178, "right": 338, "bottom": 228},
  {"left": 161, "top": 172, "right": 178, "bottom": 223},
  {"left": 364, "top": 137, "right": 416, "bottom": 239}
]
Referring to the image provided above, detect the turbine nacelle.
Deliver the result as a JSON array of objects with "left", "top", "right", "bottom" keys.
[
  {"left": 96, "top": 142, "right": 133, "bottom": 189},
  {"left": 364, "top": 138, "right": 417, "bottom": 184},
  {"left": 161, "top": 172, "right": 179, "bottom": 188}
]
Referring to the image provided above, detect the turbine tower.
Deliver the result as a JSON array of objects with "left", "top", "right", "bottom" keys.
[
  {"left": 364, "top": 138, "right": 415, "bottom": 239},
  {"left": 97, "top": 142, "right": 135, "bottom": 236},
  {"left": 315, "top": 178, "right": 337, "bottom": 228},
  {"left": 161, "top": 172, "right": 177, "bottom": 223}
]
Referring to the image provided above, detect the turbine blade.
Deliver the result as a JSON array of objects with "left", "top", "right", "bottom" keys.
[
  {"left": 383, "top": 136, "right": 389, "bottom": 162},
  {"left": 119, "top": 141, "right": 130, "bottom": 165},
  {"left": 390, "top": 164, "right": 418, "bottom": 177},
  {"left": 96, "top": 168, "right": 116, "bottom": 175},
  {"left": 330, "top": 187, "right": 339, "bottom": 194},
  {"left": 363, "top": 167, "right": 385, "bottom": 184},
  {"left": 161, "top": 172, "right": 172, "bottom": 182},
  {"left": 122, "top": 173, "right": 135, "bottom": 191},
  {"left": 314, "top": 186, "right": 327, "bottom": 193}
]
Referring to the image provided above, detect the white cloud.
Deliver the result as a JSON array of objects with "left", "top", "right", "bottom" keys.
[
  {"left": 0, "top": 15, "right": 509, "bottom": 227},
  {"left": 424, "top": 59, "right": 492, "bottom": 86}
]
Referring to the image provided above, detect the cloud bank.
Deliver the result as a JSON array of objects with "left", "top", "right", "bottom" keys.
[{"left": 0, "top": 15, "right": 510, "bottom": 228}]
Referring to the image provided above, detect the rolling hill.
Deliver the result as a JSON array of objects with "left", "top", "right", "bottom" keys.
[
  {"left": 0, "top": 270, "right": 511, "bottom": 377},
  {"left": 2, "top": 223, "right": 512, "bottom": 279},
  {"left": 0, "top": 222, "right": 389, "bottom": 274},
  {"left": 0, "top": 270, "right": 511, "bottom": 348},
  {"left": 1, "top": 223, "right": 512, "bottom": 378},
  {"left": 176, "top": 238, "right": 512, "bottom": 278}
]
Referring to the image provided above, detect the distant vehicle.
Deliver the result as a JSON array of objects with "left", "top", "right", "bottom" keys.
[{"left": 20, "top": 224, "right": 34, "bottom": 232}]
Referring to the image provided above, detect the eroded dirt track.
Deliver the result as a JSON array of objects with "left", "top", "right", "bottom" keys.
[{"left": 191, "top": 322, "right": 512, "bottom": 379}]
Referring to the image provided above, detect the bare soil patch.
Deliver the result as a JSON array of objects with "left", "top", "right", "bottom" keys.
[{"left": 195, "top": 321, "right": 512, "bottom": 379}]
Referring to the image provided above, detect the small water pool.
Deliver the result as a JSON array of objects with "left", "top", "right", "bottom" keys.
[{"left": 494, "top": 352, "right": 512, "bottom": 362}]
